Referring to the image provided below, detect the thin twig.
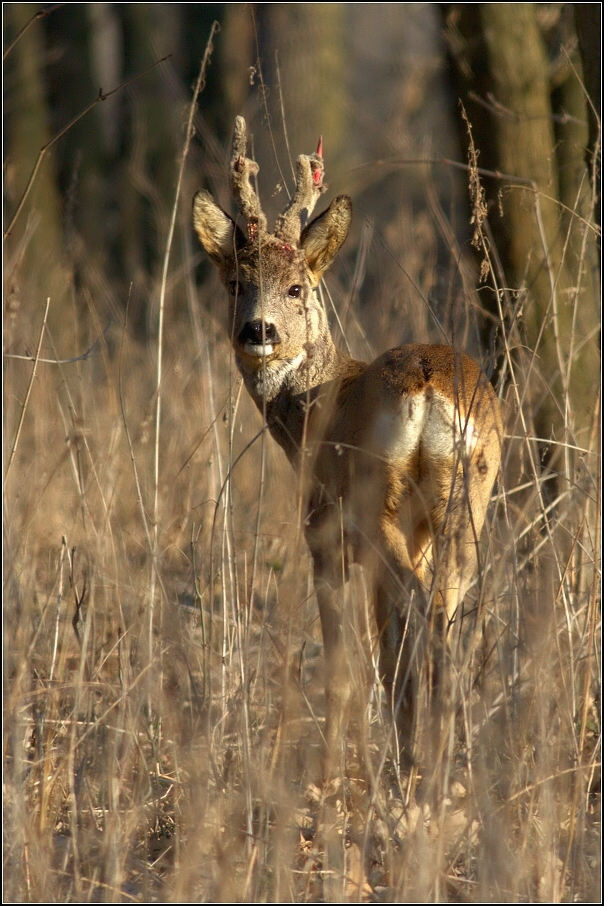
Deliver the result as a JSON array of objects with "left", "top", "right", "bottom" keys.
[
  {"left": 4, "top": 55, "right": 171, "bottom": 239},
  {"left": 348, "top": 153, "right": 602, "bottom": 237},
  {"left": 4, "top": 296, "right": 50, "bottom": 485},
  {"left": 118, "top": 293, "right": 160, "bottom": 564},
  {"left": 4, "top": 321, "right": 112, "bottom": 364},
  {"left": 149, "top": 21, "right": 219, "bottom": 681},
  {"left": 3, "top": 3, "right": 65, "bottom": 61}
]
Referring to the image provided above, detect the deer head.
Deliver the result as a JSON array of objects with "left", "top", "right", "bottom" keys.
[{"left": 193, "top": 116, "right": 352, "bottom": 402}]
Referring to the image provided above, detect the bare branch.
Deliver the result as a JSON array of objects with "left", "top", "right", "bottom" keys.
[
  {"left": 4, "top": 54, "right": 171, "bottom": 240},
  {"left": 4, "top": 297, "right": 50, "bottom": 486},
  {"left": 3, "top": 3, "right": 66, "bottom": 62},
  {"left": 4, "top": 321, "right": 112, "bottom": 365}
]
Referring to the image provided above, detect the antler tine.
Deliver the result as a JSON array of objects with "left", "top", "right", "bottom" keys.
[
  {"left": 230, "top": 115, "right": 267, "bottom": 243},
  {"left": 275, "top": 139, "right": 326, "bottom": 244}
]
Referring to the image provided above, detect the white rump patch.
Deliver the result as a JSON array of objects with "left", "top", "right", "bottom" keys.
[{"left": 374, "top": 390, "right": 477, "bottom": 463}]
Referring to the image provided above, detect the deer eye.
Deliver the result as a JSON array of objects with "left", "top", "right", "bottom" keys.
[
  {"left": 229, "top": 280, "right": 240, "bottom": 297},
  {"left": 288, "top": 284, "right": 302, "bottom": 298}
]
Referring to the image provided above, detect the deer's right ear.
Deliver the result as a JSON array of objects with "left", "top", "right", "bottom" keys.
[{"left": 193, "top": 190, "right": 244, "bottom": 265}]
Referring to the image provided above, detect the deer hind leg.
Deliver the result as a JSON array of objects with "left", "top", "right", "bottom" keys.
[
  {"left": 375, "top": 477, "right": 485, "bottom": 764},
  {"left": 374, "top": 512, "right": 434, "bottom": 766},
  {"left": 431, "top": 458, "right": 493, "bottom": 629},
  {"left": 418, "top": 461, "right": 495, "bottom": 758},
  {"left": 375, "top": 570, "right": 424, "bottom": 767}
]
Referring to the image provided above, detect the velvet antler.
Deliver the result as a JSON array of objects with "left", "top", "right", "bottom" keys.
[
  {"left": 230, "top": 117, "right": 326, "bottom": 246},
  {"left": 230, "top": 116, "right": 267, "bottom": 243},
  {"left": 275, "top": 136, "right": 326, "bottom": 244}
]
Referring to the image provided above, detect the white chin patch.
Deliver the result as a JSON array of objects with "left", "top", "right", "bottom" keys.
[
  {"left": 247, "top": 343, "right": 274, "bottom": 356},
  {"left": 244, "top": 343, "right": 274, "bottom": 357}
]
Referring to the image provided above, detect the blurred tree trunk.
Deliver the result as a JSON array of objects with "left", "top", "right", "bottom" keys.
[
  {"left": 345, "top": 4, "right": 479, "bottom": 357},
  {"left": 573, "top": 4, "right": 601, "bottom": 223},
  {"left": 254, "top": 4, "right": 348, "bottom": 224},
  {"left": 4, "top": 4, "right": 70, "bottom": 344},
  {"left": 118, "top": 4, "right": 188, "bottom": 337},
  {"left": 219, "top": 4, "right": 255, "bottom": 127},
  {"left": 443, "top": 3, "right": 600, "bottom": 486},
  {"left": 43, "top": 4, "right": 117, "bottom": 341}
]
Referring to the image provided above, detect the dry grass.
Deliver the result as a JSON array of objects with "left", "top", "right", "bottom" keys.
[{"left": 3, "top": 72, "right": 601, "bottom": 906}]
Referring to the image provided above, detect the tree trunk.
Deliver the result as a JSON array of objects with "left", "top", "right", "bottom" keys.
[
  {"left": 4, "top": 3, "right": 70, "bottom": 345},
  {"left": 444, "top": 4, "right": 600, "bottom": 485}
]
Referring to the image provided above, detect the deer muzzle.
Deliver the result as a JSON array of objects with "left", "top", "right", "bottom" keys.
[{"left": 237, "top": 319, "right": 282, "bottom": 360}]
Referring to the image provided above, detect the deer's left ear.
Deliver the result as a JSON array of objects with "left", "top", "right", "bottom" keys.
[{"left": 300, "top": 195, "right": 352, "bottom": 284}]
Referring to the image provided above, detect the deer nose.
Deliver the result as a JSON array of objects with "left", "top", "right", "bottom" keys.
[{"left": 238, "top": 320, "right": 281, "bottom": 347}]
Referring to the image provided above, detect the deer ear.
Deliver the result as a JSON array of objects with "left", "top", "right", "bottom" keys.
[
  {"left": 193, "top": 190, "right": 244, "bottom": 266},
  {"left": 300, "top": 195, "right": 352, "bottom": 283}
]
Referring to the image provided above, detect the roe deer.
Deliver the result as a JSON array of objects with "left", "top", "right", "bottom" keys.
[{"left": 193, "top": 116, "right": 502, "bottom": 771}]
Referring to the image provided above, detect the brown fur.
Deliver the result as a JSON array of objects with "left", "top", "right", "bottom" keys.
[{"left": 193, "top": 119, "right": 502, "bottom": 771}]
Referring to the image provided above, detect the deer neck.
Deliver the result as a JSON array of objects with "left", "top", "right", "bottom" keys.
[{"left": 251, "top": 336, "right": 364, "bottom": 468}]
